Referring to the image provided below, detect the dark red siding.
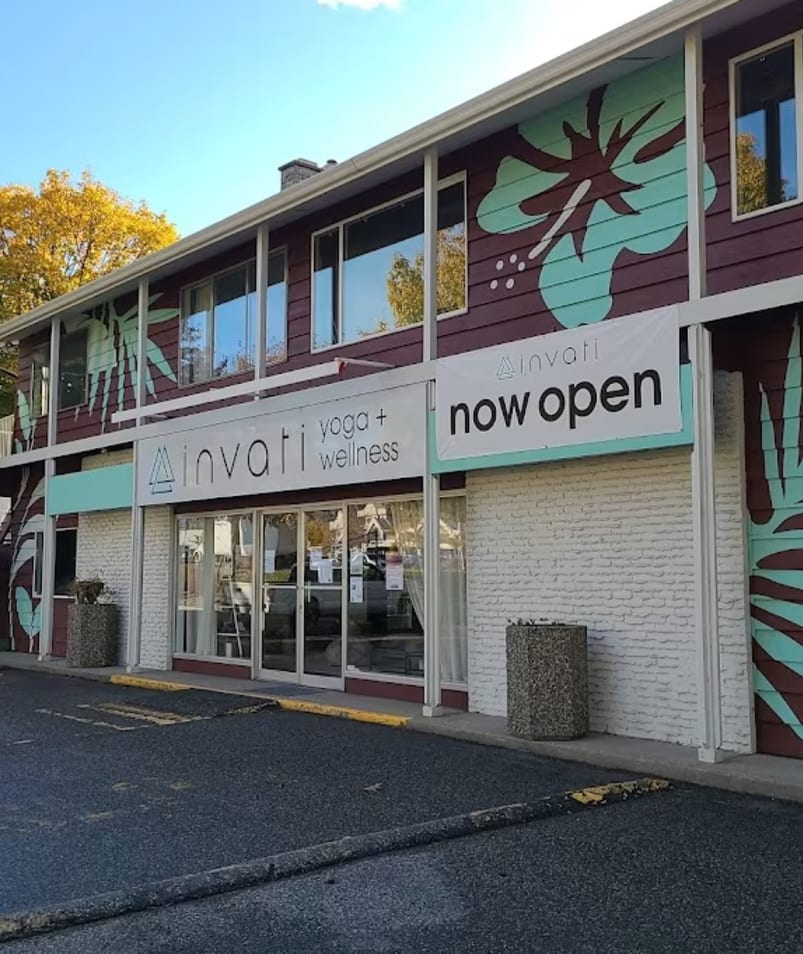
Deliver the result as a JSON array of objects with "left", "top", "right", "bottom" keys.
[{"left": 704, "top": 3, "right": 803, "bottom": 296}]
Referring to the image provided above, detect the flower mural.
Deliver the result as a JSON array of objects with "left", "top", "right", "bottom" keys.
[
  {"left": 67, "top": 294, "right": 179, "bottom": 430},
  {"left": 749, "top": 319, "right": 803, "bottom": 752},
  {"left": 476, "top": 56, "right": 717, "bottom": 329}
]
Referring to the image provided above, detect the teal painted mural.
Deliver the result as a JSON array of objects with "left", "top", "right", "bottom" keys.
[
  {"left": 476, "top": 56, "right": 717, "bottom": 328},
  {"left": 748, "top": 319, "right": 803, "bottom": 757},
  {"left": 13, "top": 293, "right": 179, "bottom": 449},
  {"left": 8, "top": 468, "right": 45, "bottom": 652},
  {"left": 66, "top": 293, "right": 179, "bottom": 430}
]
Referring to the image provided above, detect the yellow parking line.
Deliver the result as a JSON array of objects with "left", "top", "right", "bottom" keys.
[
  {"left": 569, "top": 778, "right": 670, "bottom": 804},
  {"left": 80, "top": 703, "right": 206, "bottom": 726},
  {"left": 110, "top": 675, "right": 190, "bottom": 692},
  {"left": 272, "top": 697, "right": 410, "bottom": 728}
]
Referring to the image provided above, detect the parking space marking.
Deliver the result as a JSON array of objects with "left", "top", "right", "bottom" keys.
[
  {"left": 35, "top": 707, "right": 142, "bottom": 732},
  {"left": 79, "top": 703, "right": 210, "bottom": 727}
]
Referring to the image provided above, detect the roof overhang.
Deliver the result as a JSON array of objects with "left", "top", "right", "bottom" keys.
[{"left": 0, "top": 0, "right": 787, "bottom": 343}]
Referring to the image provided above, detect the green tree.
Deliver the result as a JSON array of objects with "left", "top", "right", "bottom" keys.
[
  {"left": 386, "top": 229, "right": 466, "bottom": 328},
  {"left": 0, "top": 169, "right": 179, "bottom": 414}
]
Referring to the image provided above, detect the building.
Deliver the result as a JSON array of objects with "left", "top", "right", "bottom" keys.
[{"left": 1, "top": 0, "right": 802, "bottom": 762}]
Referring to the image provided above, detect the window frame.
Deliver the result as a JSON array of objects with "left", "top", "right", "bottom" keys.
[
  {"left": 178, "top": 247, "right": 289, "bottom": 388},
  {"left": 30, "top": 344, "right": 50, "bottom": 420},
  {"left": 33, "top": 527, "right": 78, "bottom": 599},
  {"left": 57, "top": 329, "right": 88, "bottom": 411},
  {"left": 309, "top": 171, "right": 468, "bottom": 353},
  {"left": 729, "top": 31, "right": 803, "bottom": 222}
]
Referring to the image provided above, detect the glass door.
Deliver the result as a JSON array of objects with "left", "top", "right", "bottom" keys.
[
  {"left": 260, "top": 512, "right": 299, "bottom": 675},
  {"left": 258, "top": 508, "right": 345, "bottom": 688},
  {"left": 302, "top": 508, "right": 344, "bottom": 684}
]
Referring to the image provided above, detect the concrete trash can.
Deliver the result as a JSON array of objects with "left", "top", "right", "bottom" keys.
[{"left": 505, "top": 622, "right": 589, "bottom": 740}]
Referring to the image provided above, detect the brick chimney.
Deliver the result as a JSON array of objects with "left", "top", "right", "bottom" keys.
[{"left": 278, "top": 158, "right": 322, "bottom": 190}]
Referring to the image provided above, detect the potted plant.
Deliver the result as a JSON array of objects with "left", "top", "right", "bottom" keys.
[
  {"left": 506, "top": 618, "right": 589, "bottom": 740},
  {"left": 66, "top": 577, "right": 118, "bottom": 668}
]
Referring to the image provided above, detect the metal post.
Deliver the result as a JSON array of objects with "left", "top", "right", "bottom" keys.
[
  {"left": 686, "top": 27, "right": 722, "bottom": 761},
  {"left": 690, "top": 323, "right": 723, "bottom": 762},
  {"left": 422, "top": 148, "right": 443, "bottom": 715},
  {"left": 127, "top": 279, "right": 148, "bottom": 671},
  {"left": 422, "top": 148, "right": 438, "bottom": 365},
  {"left": 254, "top": 224, "right": 269, "bottom": 395},
  {"left": 38, "top": 318, "right": 61, "bottom": 659},
  {"left": 685, "top": 26, "right": 707, "bottom": 302}
]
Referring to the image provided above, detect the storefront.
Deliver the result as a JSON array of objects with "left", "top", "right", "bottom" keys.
[{"left": 172, "top": 493, "right": 467, "bottom": 697}]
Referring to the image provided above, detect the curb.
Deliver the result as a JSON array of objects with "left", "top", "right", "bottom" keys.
[{"left": 0, "top": 777, "right": 669, "bottom": 943}]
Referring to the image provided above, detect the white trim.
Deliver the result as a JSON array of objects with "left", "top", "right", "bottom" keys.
[
  {"left": 38, "top": 460, "right": 56, "bottom": 660},
  {"left": 678, "top": 272, "right": 803, "bottom": 325},
  {"left": 47, "top": 320, "right": 60, "bottom": 447},
  {"left": 309, "top": 173, "right": 467, "bottom": 354},
  {"left": 254, "top": 225, "right": 270, "bottom": 386},
  {"left": 423, "top": 379, "right": 442, "bottom": 715},
  {"left": 423, "top": 149, "right": 439, "bottom": 364},
  {"left": 111, "top": 359, "right": 343, "bottom": 425},
  {"left": 136, "top": 280, "right": 149, "bottom": 411},
  {"left": 685, "top": 26, "right": 706, "bottom": 300},
  {"left": 729, "top": 31, "right": 803, "bottom": 222},
  {"left": 690, "top": 324, "right": 724, "bottom": 762}
]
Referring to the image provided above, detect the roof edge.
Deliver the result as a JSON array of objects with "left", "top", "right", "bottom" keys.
[{"left": 0, "top": 0, "right": 739, "bottom": 343}]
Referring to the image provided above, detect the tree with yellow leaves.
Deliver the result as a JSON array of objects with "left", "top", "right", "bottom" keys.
[
  {"left": 0, "top": 169, "right": 179, "bottom": 412},
  {"left": 386, "top": 229, "right": 466, "bottom": 328}
]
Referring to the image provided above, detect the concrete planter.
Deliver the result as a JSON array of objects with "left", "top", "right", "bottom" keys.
[
  {"left": 67, "top": 603, "right": 118, "bottom": 668},
  {"left": 506, "top": 623, "right": 589, "bottom": 740}
]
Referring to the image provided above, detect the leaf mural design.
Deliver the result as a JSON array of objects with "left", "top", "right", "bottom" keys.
[
  {"left": 8, "top": 468, "right": 45, "bottom": 649},
  {"left": 476, "top": 57, "right": 718, "bottom": 328},
  {"left": 69, "top": 293, "right": 178, "bottom": 431},
  {"left": 749, "top": 319, "right": 803, "bottom": 744}
]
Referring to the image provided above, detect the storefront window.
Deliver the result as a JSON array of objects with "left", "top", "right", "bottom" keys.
[
  {"left": 345, "top": 495, "right": 467, "bottom": 684},
  {"left": 175, "top": 513, "right": 254, "bottom": 660}
]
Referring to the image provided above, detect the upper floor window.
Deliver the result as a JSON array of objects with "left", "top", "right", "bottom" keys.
[
  {"left": 58, "top": 330, "right": 87, "bottom": 410},
  {"left": 312, "top": 176, "right": 466, "bottom": 350},
  {"left": 732, "top": 36, "right": 802, "bottom": 218},
  {"left": 180, "top": 249, "right": 287, "bottom": 386}
]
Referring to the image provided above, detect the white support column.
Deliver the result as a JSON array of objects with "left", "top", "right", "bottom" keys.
[
  {"left": 38, "top": 318, "right": 61, "bottom": 660},
  {"left": 254, "top": 223, "right": 269, "bottom": 393},
  {"left": 422, "top": 148, "right": 438, "bottom": 364},
  {"left": 690, "top": 324, "right": 723, "bottom": 762},
  {"left": 127, "top": 279, "right": 148, "bottom": 671},
  {"left": 422, "top": 148, "right": 443, "bottom": 715},
  {"left": 686, "top": 27, "right": 722, "bottom": 762},
  {"left": 685, "top": 26, "right": 707, "bottom": 301}
]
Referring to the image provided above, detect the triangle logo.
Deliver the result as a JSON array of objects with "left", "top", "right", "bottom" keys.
[
  {"left": 496, "top": 355, "right": 516, "bottom": 380},
  {"left": 149, "top": 447, "right": 176, "bottom": 495}
]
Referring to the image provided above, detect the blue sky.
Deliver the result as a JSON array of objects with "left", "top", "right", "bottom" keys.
[{"left": 2, "top": 0, "right": 666, "bottom": 236}]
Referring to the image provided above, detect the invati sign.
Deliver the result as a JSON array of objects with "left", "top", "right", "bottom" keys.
[
  {"left": 436, "top": 308, "right": 681, "bottom": 462},
  {"left": 136, "top": 384, "right": 425, "bottom": 505}
]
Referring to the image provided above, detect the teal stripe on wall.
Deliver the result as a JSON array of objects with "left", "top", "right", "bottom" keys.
[
  {"left": 46, "top": 464, "right": 134, "bottom": 516},
  {"left": 431, "top": 364, "right": 693, "bottom": 474}
]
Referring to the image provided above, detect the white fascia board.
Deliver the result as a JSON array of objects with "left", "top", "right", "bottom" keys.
[
  {"left": 678, "top": 274, "right": 803, "bottom": 326},
  {"left": 0, "top": 0, "right": 741, "bottom": 344}
]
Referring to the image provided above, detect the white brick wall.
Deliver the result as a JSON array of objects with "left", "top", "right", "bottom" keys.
[
  {"left": 76, "top": 450, "right": 134, "bottom": 664},
  {"left": 465, "top": 372, "right": 752, "bottom": 752},
  {"left": 77, "top": 450, "right": 172, "bottom": 671},
  {"left": 140, "top": 506, "right": 173, "bottom": 671}
]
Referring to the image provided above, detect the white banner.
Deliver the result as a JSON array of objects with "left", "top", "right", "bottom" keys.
[
  {"left": 436, "top": 308, "right": 681, "bottom": 462},
  {"left": 136, "top": 384, "right": 425, "bottom": 505}
]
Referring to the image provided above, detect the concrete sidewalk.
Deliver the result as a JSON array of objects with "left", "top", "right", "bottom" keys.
[{"left": 3, "top": 650, "right": 803, "bottom": 804}]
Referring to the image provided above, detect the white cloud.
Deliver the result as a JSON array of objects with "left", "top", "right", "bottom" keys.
[{"left": 318, "top": 0, "right": 402, "bottom": 10}]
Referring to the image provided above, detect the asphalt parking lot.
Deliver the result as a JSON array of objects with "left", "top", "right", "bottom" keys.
[{"left": 1, "top": 669, "right": 803, "bottom": 953}]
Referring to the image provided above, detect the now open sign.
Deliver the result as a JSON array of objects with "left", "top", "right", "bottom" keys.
[{"left": 435, "top": 307, "right": 682, "bottom": 464}]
